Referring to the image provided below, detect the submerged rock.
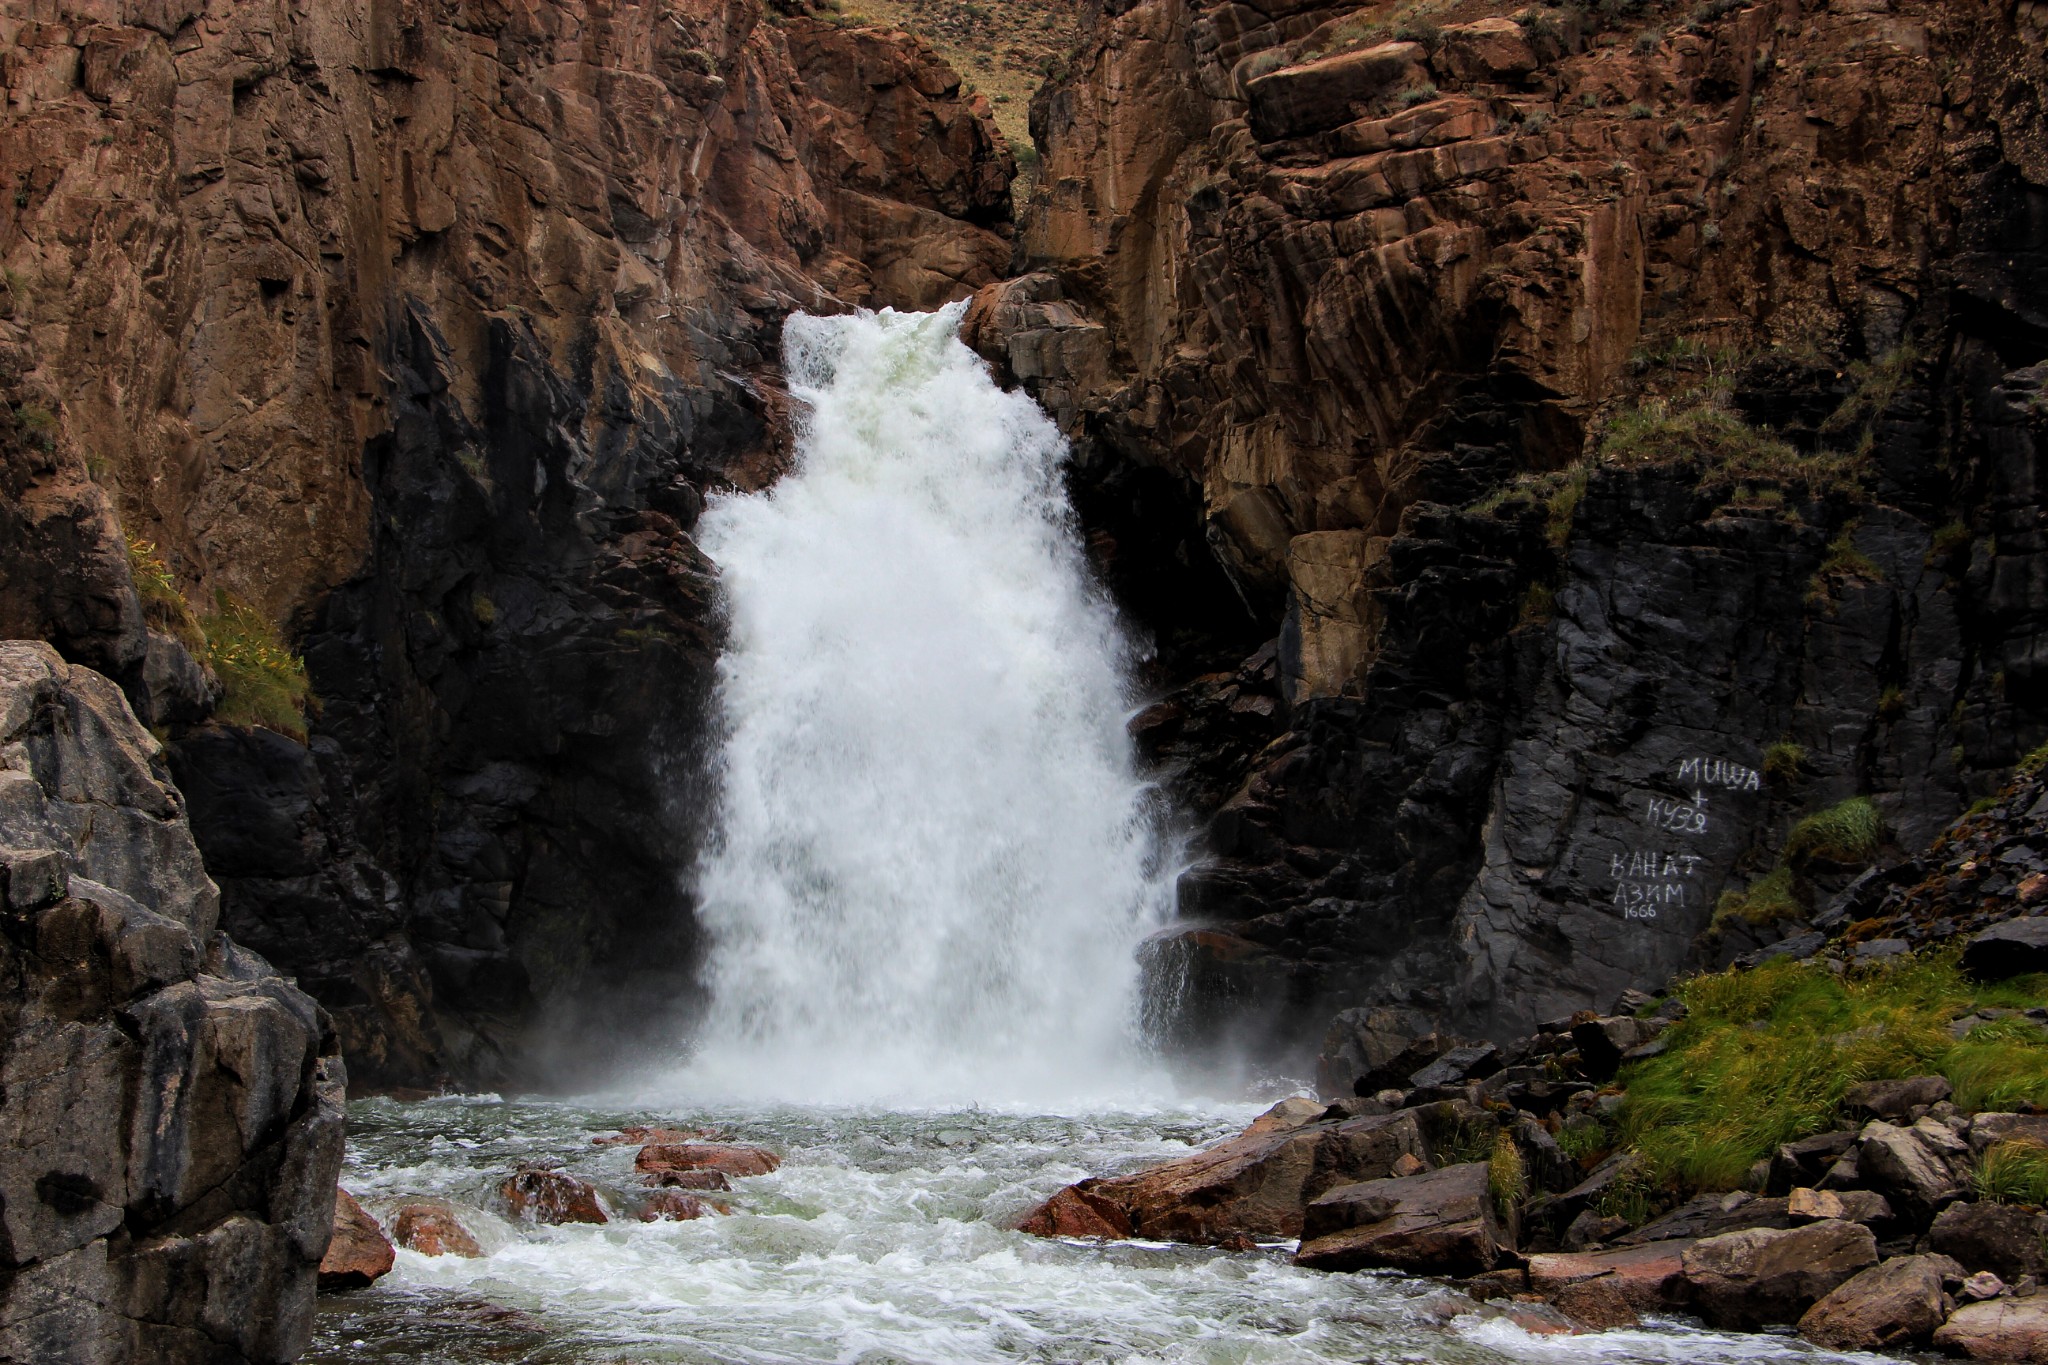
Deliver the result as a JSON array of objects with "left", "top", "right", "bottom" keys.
[
  {"left": 635, "top": 1144, "right": 782, "bottom": 1180},
  {"left": 392, "top": 1203, "right": 484, "bottom": 1258},
  {"left": 318, "top": 1190, "right": 396, "bottom": 1290},
  {"left": 637, "top": 1191, "right": 720, "bottom": 1223},
  {"left": 501, "top": 1168, "right": 609, "bottom": 1225}
]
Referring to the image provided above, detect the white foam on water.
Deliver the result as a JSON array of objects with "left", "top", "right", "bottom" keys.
[{"left": 668, "top": 304, "right": 1179, "bottom": 1107}]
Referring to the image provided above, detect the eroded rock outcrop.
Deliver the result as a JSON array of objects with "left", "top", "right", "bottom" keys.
[
  {"left": 0, "top": 0, "right": 1015, "bottom": 1091},
  {"left": 0, "top": 641, "right": 345, "bottom": 1364},
  {"left": 993, "top": 0, "right": 2048, "bottom": 1069}
]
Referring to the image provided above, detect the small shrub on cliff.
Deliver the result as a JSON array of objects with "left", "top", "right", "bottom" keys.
[
  {"left": 1393, "top": 17, "right": 1443, "bottom": 52},
  {"left": 1783, "top": 796, "right": 1882, "bottom": 865},
  {"left": 1488, "top": 1133, "right": 1527, "bottom": 1219},
  {"left": 2019, "top": 741, "right": 2048, "bottom": 779},
  {"left": 1976, "top": 1139, "right": 2048, "bottom": 1206},
  {"left": 1599, "top": 396, "right": 1861, "bottom": 495},
  {"left": 124, "top": 534, "right": 204, "bottom": 649},
  {"left": 1713, "top": 866, "right": 1803, "bottom": 928},
  {"left": 1398, "top": 84, "right": 1439, "bottom": 108},
  {"left": 200, "top": 594, "right": 313, "bottom": 741},
  {"left": 1762, "top": 740, "right": 1805, "bottom": 784}
]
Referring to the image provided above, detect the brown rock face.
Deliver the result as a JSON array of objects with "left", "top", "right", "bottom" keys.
[
  {"left": 0, "top": 0, "right": 1015, "bottom": 1093},
  {"left": 635, "top": 1143, "right": 783, "bottom": 1180},
  {"left": 1004, "top": 0, "right": 2048, "bottom": 1070},
  {"left": 1934, "top": 1297, "right": 2048, "bottom": 1362},
  {"left": 637, "top": 1190, "right": 719, "bottom": 1223},
  {"left": 318, "top": 1189, "right": 396, "bottom": 1291},
  {"left": 1679, "top": 1220, "right": 1880, "bottom": 1330},
  {"left": 1797, "top": 1253, "right": 1960, "bottom": 1351},
  {"left": 500, "top": 1167, "right": 609, "bottom": 1226},
  {"left": 390, "top": 1203, "right": 484, "bottom": 1259},
  {"left": 0, "top": 643, "right": 346, "bottom": 1364}
]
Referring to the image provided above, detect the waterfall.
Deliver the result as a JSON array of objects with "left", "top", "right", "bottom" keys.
[{"left": 677, "top": 305, "right": 1177, "bottom": 1105}]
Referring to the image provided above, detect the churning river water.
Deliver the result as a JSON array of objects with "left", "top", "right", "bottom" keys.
[{"left": 308, "top": 311, "right": 1895, "bottom": 1362}]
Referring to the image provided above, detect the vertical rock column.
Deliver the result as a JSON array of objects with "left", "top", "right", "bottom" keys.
[{"left": 0, "top": 642, "right": 345, "bottom": 1365}]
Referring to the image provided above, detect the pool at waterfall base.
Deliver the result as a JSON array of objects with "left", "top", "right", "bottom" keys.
[{"left": 308, "top": 1096, "right": 1896, "bottom": 1365}]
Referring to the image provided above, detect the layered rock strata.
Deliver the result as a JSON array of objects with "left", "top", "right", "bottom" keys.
[{"left": 988, "top": 0, "right": 2048, "bottom": 1066}]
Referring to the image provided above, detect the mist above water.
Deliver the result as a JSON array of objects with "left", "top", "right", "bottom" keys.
[{"left": 674, "top": 305, "right": 1178, "bottom": 1106}]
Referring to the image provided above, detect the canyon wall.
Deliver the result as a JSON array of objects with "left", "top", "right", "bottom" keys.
[
  {"left": 983, "top": 0, "right": 2048, "bottom": 1069},
  {"left": 0, "top": 0, "right": 1016, "bottom": 1089}
]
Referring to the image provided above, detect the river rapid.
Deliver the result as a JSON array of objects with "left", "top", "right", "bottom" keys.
[{"left": 307, "top": 1096, "right": 1896, "bottom": 1365}]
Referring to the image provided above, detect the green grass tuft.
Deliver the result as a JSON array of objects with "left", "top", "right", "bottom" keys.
[
  {"left": 1714, "top": 865, "right": 1804, "bottom": 928},
  {"left": 1599, "top": 397, "right": 1864, "bottom": 495},
  {"left": 1617, "top": 952, "right": 2048, "bottom": 1195},
  {"left": 1783, "top": 796, "right": 1882, "bottom": 865},
  {"left": 123, "top": 534, "right": 204, "bottom": 650},
  {"left": 1975, "top": 1139, "right": 2048, "bottom": 1207},
  {"left": 200, "top": 594, "right": 313, "bottom": 741},
  {"left": 1763, "top": 741, "right": 1805, "bottom": 784},
  {"left": 1489, "top": 1132, "right": 1527, "bottom": 1219},
  {"left": 2019, "top": 741, "right": 2048, "bottom": 779}
]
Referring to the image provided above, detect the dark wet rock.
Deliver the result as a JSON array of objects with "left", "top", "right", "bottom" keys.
[
  {"left": 1294, "top": 1162, "right": 1508, "bottom": 1275},
  {"left": 1015, "top": 1185, "right": 1136, "bottom": 1239},
  {"left": 1844, "top": 1076, "right": 1953, "bottom": 1120},
  {"left": 1316, "top": 1006, "right": 1435, "bottom": 1098},
  {"left": 1929, "top": 1202, "right": 2048, "bottom": 1282},
  {"left": 1679, "top": 1220, "right": 1879, "bottom": 1330},
  {"left": 1768, "top": 1131, "right": 1859, "bottom": 1195},
  {"left": 500, "top": 1168, "right": 608, "bottom": 1226},
  {"left": 1614, "top": 1193, "right": 1792, "bottom": 1246},
  {"left": 1571, "top": 1017, "right": 1658, "bottom": 1081},
  {"left": 1797, "top": 1253, "right": 1961, "bottom": 1350},
  {"left": 643, "top": 1169, "right": 734, "bottom": 1192},
  {"left": 1408, "top": 1041, "right": 1503, "bottom": 1089},
  {"left": 637, "top": 1190, "right": 719, "bottom": 1223},
  {"left": 1963, "top": 917, "right": 2048, "bottom": 980},
  {"left": 0, "top": 642, "right": 346, "bottom": 1365},
  {"left": 318, "top": 1190, "right": 395, "bottom": 1291}
]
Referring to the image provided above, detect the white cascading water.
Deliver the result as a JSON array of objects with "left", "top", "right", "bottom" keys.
[{"left": 678, "top": 304, "right": 1176, "bottom": 1105}]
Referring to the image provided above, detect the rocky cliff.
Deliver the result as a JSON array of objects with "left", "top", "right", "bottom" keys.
[
  {"left": 0, "top": 642, "right": 344, "bottom": 1364},
  {"left": 980, "top": 0, "right": 2048, "bottom": 1071},
  {"left": 0, "top": 0, "right": 1016, "bottom": 1089}
]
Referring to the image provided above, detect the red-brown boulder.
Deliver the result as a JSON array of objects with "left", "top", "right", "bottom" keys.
[
  {"left": 392, "top": 1202, "right": 484, "bottom": 1258},
  {"left": 1014, "top": 1185, "right": 1135, "bottom": 1239},
  {"left": 642, "top": 1168, "right": 734, "bottom": 1191},
  {"left": 500, "top": 1167, "right": 609, "bottom": 1225},
  {"left": 594, "top": 1125, "right": 716, "bottom": 1147},
  {"left": 318, "top": 1188, "right": 395, "bottom": 1289},
  {"left": 638, "top": 1190, "right": 719, "bottom": 1222},
  {"left": 635, "top": 1143, "right": 782, "bottom": 1179}
]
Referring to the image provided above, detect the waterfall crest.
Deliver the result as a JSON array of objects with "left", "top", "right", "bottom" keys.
[{"left": 679, "top": 305, "right": 1176, "bottom": 1105}]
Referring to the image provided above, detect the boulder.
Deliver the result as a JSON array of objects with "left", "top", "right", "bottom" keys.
[
  {"left": 1315, "top": 1006, "right": 1434, "bottom": 1098},
  {"left": 1616, "top": 1192, "right": 1792, "bottom": 1245},
  {"left": 1526, "top": 1239, "right": 1697, "bottom": 1315},
  {"left": 1962, "top": 1271, "right": 2007, "bottom": 1301},
  {"left": 1432, "top": 17, "right": 1538, "bottom": 85},
  {"left": 317, "top": 1190, "right": 395, "bottom": 1290},
  {"left": 1856, "top": 1119, "right": 1971, "bottom": 1223},
  {"left": 1244, "top": 42, "right": 1427, "bottom": 142},
  {"left": 391, "top": 1203, "right": 482, "bottom": 1258},
  {"left": 1769, "top": 1130, "right": 1859, "bottom": 1194},
  {"left": 635, "top": 1143, "right": 781, "bottom": 1179},
  {"left": 1014, "top": 1185, "right": 1134, "bottom": 1239},
  {"left": 1294, "top": 1163, "right": 1507, "bottom": 1275},
  {"left": 1679, "top": 1220, "right": 1880, "bottom": 1329},
  {"left": 1017, "top": 1108, "right": 1429, "bottom": 1245},
  {"left": 500, "top": 1168, "right": 608, "bottom": 1225},
  {"left": 1969, "top": 1112, "right": 2048, "bottom": 1154},
  {"left": 1787, "top": 1188, "right": 1893, "bottom": 1226},
  {"left": 1571, "top": 1016, "right": 1654, "bottom": 1080},
  {"left": 1843, "top": 1075, "right": 1953, "bottom": 1120},
  {"left": 1929, "top": 1201, "right": 2048, "bottom": 1281},
  {"left": 1962, "top": 917, "right": 2048, "bottom": 980},
  {"left": 1934, "top": 1296, "right": 2048, "bottom": 1361},
  {"left": 1797, "top": 1253, "right": 1960, "bottom": 1349},
  {"left": 1409, "top": 1042, "right": 1503, "bottom": 1089}
]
